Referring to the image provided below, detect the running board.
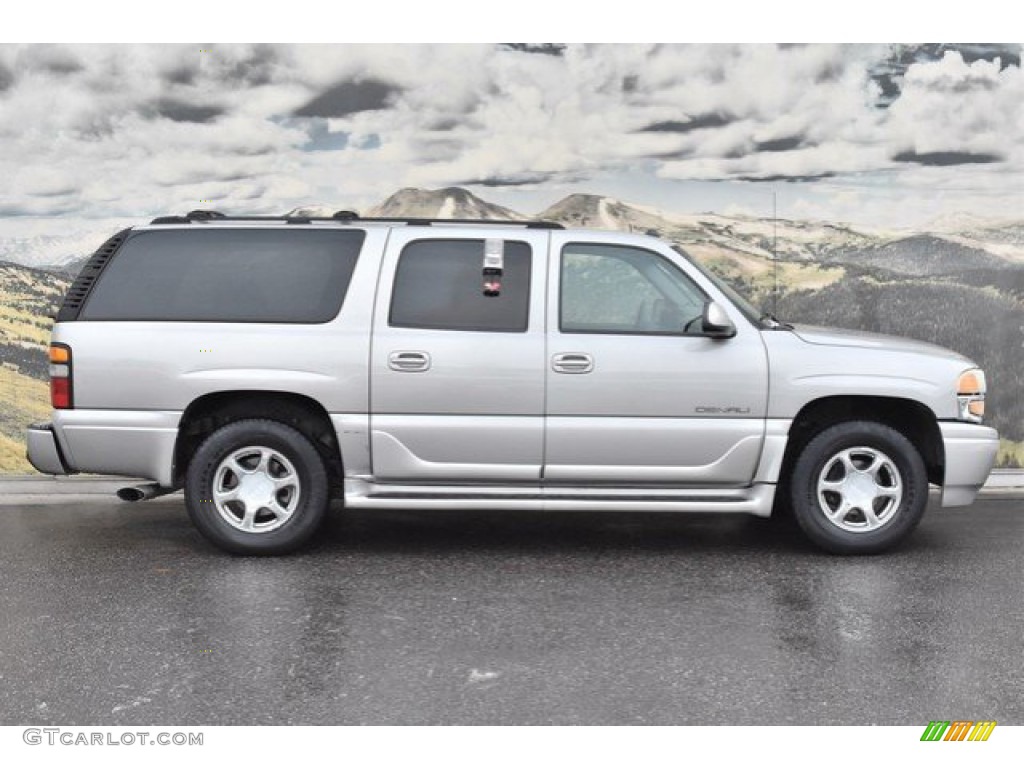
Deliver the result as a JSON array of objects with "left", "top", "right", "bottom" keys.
[{"left": 343, "top": 479, "right": 776, "bottom": 517}]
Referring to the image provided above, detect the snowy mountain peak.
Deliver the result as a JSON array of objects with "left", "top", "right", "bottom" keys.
[
  {"left": 0, "top": 230, "right": 124, "bottom": 269},
  {"left": 4, "top": 190, "right": 1024, "bottom": 272},
  {"left": 283, "top": 204, "right": 347, "bottom": 218},
  {"left": 539, "top": 194, "right": 639, "bottom": 231},
  {"left": 366, "top": 187, "right": 525, "bottom": 220},
  {"left": 923, "top": 211, "right": 1011, "bottom": 234}
]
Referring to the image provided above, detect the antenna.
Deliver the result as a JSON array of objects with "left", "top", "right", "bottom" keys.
[{"left": 772, "top": 190, "right": 779, "bottom": 318}]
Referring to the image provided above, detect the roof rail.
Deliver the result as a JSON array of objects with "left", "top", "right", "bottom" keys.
[
  {"left": 185, "top": 210, "right": 227, "bottom": 221},
  {"left": 353, "top": 216, "right": 564, "bottom": 230},
  {"left": 148, "top": 211, "right": 565, "bottom": 230}
]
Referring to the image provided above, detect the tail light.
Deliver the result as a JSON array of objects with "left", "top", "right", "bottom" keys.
[{"left": 49, "top": 343, "right": 73, "bottom": 409}]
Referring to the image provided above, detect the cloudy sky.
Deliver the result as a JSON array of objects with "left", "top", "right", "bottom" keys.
[{"left": 1, "top": 43, "right": 1023, "bottom": 241}]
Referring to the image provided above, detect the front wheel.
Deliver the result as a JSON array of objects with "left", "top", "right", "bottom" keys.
[
  {"left": 185, "top": 419, "right": 329, "bottom": 555},
  {"left": 789, "top": 421, "right": 928, "bottom": 554}
]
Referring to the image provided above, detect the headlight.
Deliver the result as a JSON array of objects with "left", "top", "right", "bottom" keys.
[{"left": 957, "top": 368, "right": 986, "bottom": 423}]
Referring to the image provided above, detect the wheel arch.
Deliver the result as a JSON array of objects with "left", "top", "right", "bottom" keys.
[
  {"left": 778, "top": 395, "right": 944, "bottom": 491},
  {"left": 173, "top": 390, "right": 344, "bottom": 494}
]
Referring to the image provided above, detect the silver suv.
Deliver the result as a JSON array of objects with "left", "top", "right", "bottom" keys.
[{"left": 26, "top": 212, "right": 999, "bottom": 555}]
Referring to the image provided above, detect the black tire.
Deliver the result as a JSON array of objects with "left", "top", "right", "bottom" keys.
[
  {"left": 185, "top": 419, "right": 329, "bottom": 555},
  {"left": 788, "top": 421, "right": 928, "bottom": 555}
]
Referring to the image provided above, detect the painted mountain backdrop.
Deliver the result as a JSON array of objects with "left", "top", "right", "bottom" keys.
[{"left": 1, "top": 186, "right": 1022, "bottom": 471}]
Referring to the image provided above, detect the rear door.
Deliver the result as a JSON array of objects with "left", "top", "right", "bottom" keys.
[
  {"left": 544, "top": 234, "right": 769, "bottom": 485},
  {"left": 370, "top": 228, "right": 548, "bottom": 483}
]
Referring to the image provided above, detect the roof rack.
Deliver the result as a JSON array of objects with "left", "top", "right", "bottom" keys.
[
  {"left": 361, "top": 216, "right": 564, "bottom": 230},
  {"left": 186, "top": 210, "right": 227, "bottom": 220},
  {"left": 149, "top": 210, "right": 564, "bottom": 230}
]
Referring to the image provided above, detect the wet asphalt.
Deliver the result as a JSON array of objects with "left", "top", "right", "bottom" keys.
[{"left": 0, "top": 496, "right": 1022, "bottom": 725}]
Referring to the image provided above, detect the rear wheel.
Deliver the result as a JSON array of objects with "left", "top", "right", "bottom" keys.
[
  {"left": 789, "top": 421, "right": 928, "bottom": 554},
  {"left": 185, "top": 419, "right": 329, "bottom": 555}
]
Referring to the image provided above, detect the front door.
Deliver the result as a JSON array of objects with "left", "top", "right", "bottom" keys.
[
  {"left": 544, "top": 235, "right": 769, "bottom": 485},
  {"left": 370, "top": 229, "right": 548, "bottom": 483}
]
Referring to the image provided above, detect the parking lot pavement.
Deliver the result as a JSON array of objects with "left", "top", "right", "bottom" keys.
[{"left": 0, "top": 495, "right": 1022, "bottom": 725}]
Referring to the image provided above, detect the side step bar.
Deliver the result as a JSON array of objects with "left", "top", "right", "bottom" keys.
[{"left": 344, "top": 480, "right": 777, "bottom": 517}]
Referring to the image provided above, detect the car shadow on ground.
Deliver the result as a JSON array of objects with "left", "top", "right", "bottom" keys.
[
  {"left": 17, "top": 497, "right": 959, "bottom": 559},
  {"left": 309, "top": 506, "right": 821, "bottom": 557}
]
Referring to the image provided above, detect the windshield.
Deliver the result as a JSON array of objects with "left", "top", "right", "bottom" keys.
[{"left": 672, "top": 245, "right": 767, "bottom": 328}]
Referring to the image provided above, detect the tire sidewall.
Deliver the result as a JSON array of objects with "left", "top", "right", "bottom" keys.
[
  {"left": 790, "top": 421, "right": 928, "bottom": 554},
  {"left": 185, "top": 420, "right": 329, "bottom": 555}
]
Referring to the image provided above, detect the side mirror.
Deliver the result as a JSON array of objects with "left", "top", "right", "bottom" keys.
[{"left": 702, "top": 301, "right": 736, "bottom": 339}]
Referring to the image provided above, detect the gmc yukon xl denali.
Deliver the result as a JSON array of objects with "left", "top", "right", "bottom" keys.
[{"left": 26, "top": 211, "right": 999, "bottom": 555}]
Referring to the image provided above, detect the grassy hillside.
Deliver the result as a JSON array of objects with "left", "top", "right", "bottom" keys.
[
  {"left": 997, "top": 439, "right": 1024, "bottom": 469},
  {"left": 0, "top": 431, "right": 32, "bottom": 472},
  {"left": 0, "top": 363, "right": 52, "bottom": 472},
  {"left": 0, "top": 263, "right": 67, "bottom": 472}
]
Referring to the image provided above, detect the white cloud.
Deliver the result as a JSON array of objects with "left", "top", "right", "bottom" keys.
[
  {"left": 0, "top": 43, "right": 1021, "bottom": 228},
  {"left": 888, "top": 51, "right": 1024, "bottom": 162}
]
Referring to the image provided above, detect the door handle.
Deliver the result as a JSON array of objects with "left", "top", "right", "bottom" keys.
[
  {"left": 552, "top": 352, "right": 594, "bottom": 374},
  {"left": 388, "top": 350, "right": 431, "bottom": 372}
]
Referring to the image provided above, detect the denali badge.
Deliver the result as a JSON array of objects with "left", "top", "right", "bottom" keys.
[{"left": 696, "top": 406, "right": 751, "bottom": 414}]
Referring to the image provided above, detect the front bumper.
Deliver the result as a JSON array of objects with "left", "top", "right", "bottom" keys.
[
  {"left": 940, "top": 422, "right": 999, "bottom": 507},
  {"left": 26, "top": 423, "right": 73, "bottom": 475}
]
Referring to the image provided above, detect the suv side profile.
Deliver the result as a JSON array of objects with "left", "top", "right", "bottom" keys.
[{"left": 27, "top": 212, "right": 999, "bottom": 555}]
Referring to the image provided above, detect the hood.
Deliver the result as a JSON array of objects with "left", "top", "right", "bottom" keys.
[{"left": 788, "top": 324, "right": 972, "bottom": 363}]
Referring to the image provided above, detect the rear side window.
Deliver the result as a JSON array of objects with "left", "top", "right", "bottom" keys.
[
  {"left": 389, "top": 239, "right": 531, "bottom": 332},
  {"left": 80, "top": 229, "right": 364, "bottom": 323}
]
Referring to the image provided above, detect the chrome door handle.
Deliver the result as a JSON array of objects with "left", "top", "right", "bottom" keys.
[
  {"left": 552, "top": 352, "right": 594, "bottom": 374},
  {"left": 388, "top": 350, "right": 431, "bottom": 372}
]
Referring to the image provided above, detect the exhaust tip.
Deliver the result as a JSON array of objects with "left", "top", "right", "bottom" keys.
[{"left": 117, "top": 487, "right": 146, "bottom": 502}]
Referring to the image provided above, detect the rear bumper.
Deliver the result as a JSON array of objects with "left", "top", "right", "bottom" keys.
[
  {"left": 940, "top": 422, "right": 999, "bottom": 507},
  {"left": 52, "top": 409, "right": 181, "bottom": 487},
  {"left": 26, "top": 423, "right": 74, "bottom": 475},
  {"left": 27, "top": 410, "right": 180, "bottom": 486}
]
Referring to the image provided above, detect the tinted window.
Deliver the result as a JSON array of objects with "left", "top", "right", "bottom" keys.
[
  {"left": 389, "top": 239, "right": 531, "bottom": 332},
  {"left": 561, "top": 244, "right": 708, "bottom": 334},
  {"left": 80, "top": 229, "right": 364, "bottom": 323}
]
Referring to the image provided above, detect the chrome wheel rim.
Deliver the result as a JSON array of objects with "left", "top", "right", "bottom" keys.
[
  {"left": 816, "top": 446, "right": 903, "bottom": 533},
  {"left": 212, "top": 446, "right": 300, "bottom": 533}
]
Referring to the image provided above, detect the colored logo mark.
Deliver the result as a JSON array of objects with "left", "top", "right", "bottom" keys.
[{"left": 920, "top": 720, "right": 996, "bottom": 742}]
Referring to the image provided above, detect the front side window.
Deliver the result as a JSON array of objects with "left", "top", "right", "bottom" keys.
[
  {"left": 560, "top": 244, "right": 708, "bottom": 335},
  {"left": 389, "top": 239, "right": 531, "bottom": 332}
]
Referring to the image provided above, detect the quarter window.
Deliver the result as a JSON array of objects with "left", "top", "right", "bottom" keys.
[
  {"left": 81, "top": 229, "right": 364, "bottom": 323},
  {"left": 389, "top": 239, "right": 531, "bottom": 332}
]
